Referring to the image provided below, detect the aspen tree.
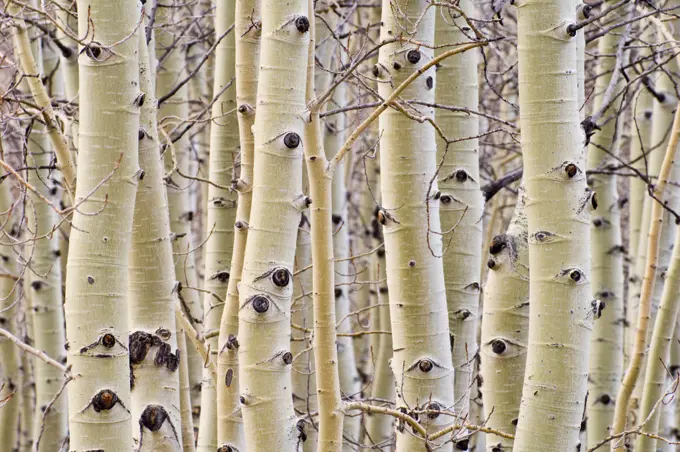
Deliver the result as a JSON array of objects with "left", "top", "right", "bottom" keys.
[
  {"left": 237, "top": 0, "right": 310, "bottom": 448},
  {"left": 154, "top": 2, "right": 204, "bottom": 421},
  {"left": 177, "top": 329, "right": 196, "bottom": 452},
  {"left": 0, "top": 174, "right": 20, "bottom": 452},
  {"left": 364, "top": 240, "right": 395, "bottom": 448},
  {"left": 26, "top": 123, "right": 68, "bottom": 452},
  {"left": 216, "top": 0, "right": 260, "bottom": 448},
  {"left": 198, "top": 0, "right": 239, "bottom": 448},
  {"left": 611, "top": 12, "right": 680, "bottom": 446},
  {"left": 585, "top": 4, "right": 625, "bottom": 446},
  {"left": 629, "top": 35, "right": 677, "bottom": 413},
  {"left": 435, "top": 1, "right": 482, "bottom": 418},
  {"left": 315, "top": 3, "right": 361, "bottom": 446},
  {"left": 378, "top": 1, "right": 455, "bottom": 450},
  {"left": 2, "top": 0, "right": 76, "bottom": 199},
  {"left": 636, "top": 163, "right": 680, "bottom": 451},
  {"left": 513, "top": 1, "right": 594, "bottom": 450},
  {"left": 21, "top": 28, "right": 68, "bottom": 452},
  {"left": 291, "top": 221, "right": 318, "bottom": 452},
  {"left": 63, "top": 0, "right": 141, "bottom": 449},
  {"left": 480, "top": 188, "right": 529, "bottom": 452},
  {"left": 127, "top": 28, "right": 183, "bottom": 452},
  {"left": 625, "top": 85, "right": 653, "bottom": 361},
  {"left": 301, "top": 2, "right": 346, "bottom": 448}
]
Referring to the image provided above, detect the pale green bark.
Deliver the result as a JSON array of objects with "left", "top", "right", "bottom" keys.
[
  {"left": 637, "top": 188, "right": 680, "bottom": 451},
  {"left": 629, "top": 67, "right": 676, "bottom": 414},
  {"left": 199, "top": 0, "right": 239, "bottom": 449},
  {"left": 481, "top": 188, "right": 529, "bottom": 452},
  {"left": 585, "top": 5, "right": 625, "bottom": 446},
  {"left": 513, "top": 0, "right": 593, "bottom": 449},
  {"left": 378, "top": 2, "right": 454, "bottom": 450},
  {"left": 237, "top": 0, "right": 310, "bottom": 447},
  {"left": 127, "top": 28, "right": 182, "bottom": 452},
  {"left": 63, "top": 0, "right": 140, "bottom": 449},
  {"left": 435, "top": 1, "right": 482, "bottom": 419},
  {"left": 364, "top": 241, "right": 395, "bottom": 449},
  {"left": 0, "top": 173, "right": 20, "bottom": 452},
  {"left": 216, "top": 0, "right": 260, "bottom": 449},
  {"left": 26, "top": 124, "right": 68, "bottom": 452},
  {"left": 22, "top": 29, "right": 68, "bottom": 452},
  {"left": 292, "top": 222, "right": 318, "bottom": 451},
  {"left": 316, "top": 4, "right": 361, "bottom": 446}
]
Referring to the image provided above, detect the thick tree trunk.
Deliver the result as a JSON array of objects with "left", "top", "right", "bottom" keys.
[
  {"left": 127, "top": 28, "right": 183, "bottom": 452},
  {"left": 378, "top": 1, "right": 455, "bottom": 450},
  {"left": 435, "top": 0, "right": 483, "bottom": 420},
  {"left": 63, "top": 1, "right": 140, "bottom": 449},
  {"left": 237, "top": 0, "right": 310, "bottom": 448},
  {"left": 513, "top": 1, "right": 593, "bottom": 449}
]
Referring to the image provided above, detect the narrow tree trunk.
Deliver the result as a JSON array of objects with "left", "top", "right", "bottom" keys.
[
  {"left": 127, "top": 28, "right": 183, "bottom": 452},
  {"left": 435, "top": 0, "right": 483, "bottom": 420},
  {"left": 198, "top": 0, "right": 239, "bottom": 449},
  {"left": 216, "top": 0, "right": 260, "bottom": 449},
  {"left": 63, "top": 0, "right": 140, "bottom": 449},
  {"left": 636, "top": 167, "right": 680, "bottom": 451},
  {"left": 0, "top": 172, "right": 20, "bottom": 452},
  {"left": 237, "top": 0, "right": 310, "bottom": 447},
  {"left": 155, "top": 2, "right": 204, "bottom": 427},
  {"left": 481, "top": 188, "right": 529, "bottom": 452},
  {"left": 378, "top": 1, "right": 455, "bottom": 450},
  {"left": 292, "top": 220, "right": 318, "bottom": 451},
  {"left": 513, "top": 1, "right": 593, "bottom": 450},
  {"left": 586, "top": 4, "right": 625, "bottom": 445},
  {"left": 315, "top": 4, "right": 361, "bottom": 446}
]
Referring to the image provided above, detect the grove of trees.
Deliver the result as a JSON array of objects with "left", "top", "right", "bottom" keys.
[{"left": 2, "top": 0, "right": 680, "bottom": 451}]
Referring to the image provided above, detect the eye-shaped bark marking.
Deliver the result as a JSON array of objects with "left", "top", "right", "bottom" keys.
[
  {"left": 406, "top": 49, "right": 421, "bottom": 64},
  {"left": 80, "top": 332, "right": 128, "bottom": 357},
  {"left": 294, "top": 16, "right": 310, "bottom": 33},
  {"left": 138, "top": 404, "right": 180, "bottom": 450},
  {"left": 283, "top": 132, "right": 301, "bottom": 149},
  {"left": 79, "top": 389, "right": 128, "bottom": 415}
]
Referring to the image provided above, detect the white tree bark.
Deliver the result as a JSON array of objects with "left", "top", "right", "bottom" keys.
[{"left": 64, "top": 0, "right": 141, "bottom": 449}]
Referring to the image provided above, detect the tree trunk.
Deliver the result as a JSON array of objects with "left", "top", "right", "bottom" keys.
[
  {"left": 237, "top": 0, "right": 310, "bottom": 447},
  {"left": 216, "top": 0, "right": 260, "bottom": 449},
  {"left": 199, "top": 0, "right": 239, "bottom": 449},
  {"left": 127, "top": 27, "right": 183, "bottom": 452},
  {"left": 481, "top": 188, "right": 529, "bottom": 452},
  {"left": 435, "top": 0, "right": 483, "bottom": 420},
  {"left": 378, "top": 1, "right": 455, "bottom": 450},
  {"left": 513, "top": 1, "right": 593, "bottom": 449},
  {"left": 63, "top": 0, "right": 140, "bottom": 449}
]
